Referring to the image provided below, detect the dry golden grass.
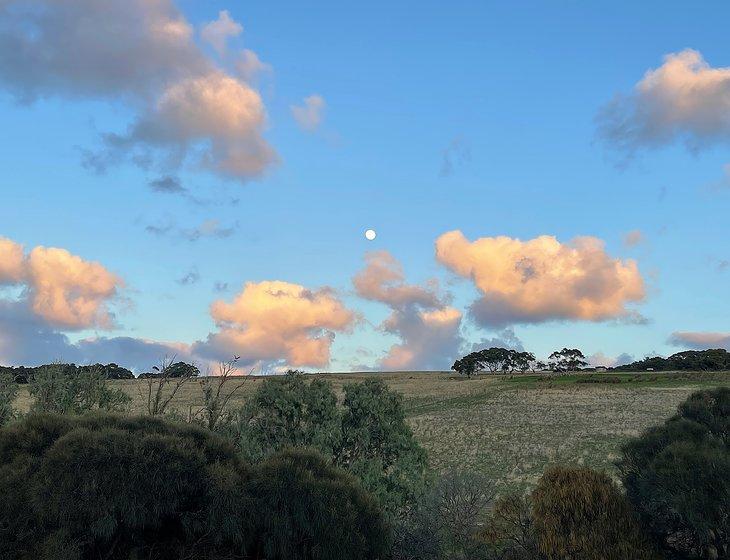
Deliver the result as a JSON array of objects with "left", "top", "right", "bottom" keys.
[{"left": 11, "top": 370, "right": 730, "bottom": 491}]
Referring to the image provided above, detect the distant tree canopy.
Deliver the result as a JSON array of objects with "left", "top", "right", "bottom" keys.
[
  {"left": 231, "top": 371, "right": 428, "bottom": 514},
  {"left": 0, "top": 413, "right": 390, "bottom": 560},
  {"left": 618, "top": 387, "right": 729, "bottom": 560},
  {"left": 1, "top": 362, "right": 135, "bottom": 383},
  {"left": 451, "top": 347, "right": 538, "bottom": 377},
  {"left": 615, "top": 349, "right": 730, "bottom": 372},
  {"left": 137, "top": 361, "right": 200, "bottom": 379},
  {"left": 548, "top": 348, "right": 588, "bottom": 372}
]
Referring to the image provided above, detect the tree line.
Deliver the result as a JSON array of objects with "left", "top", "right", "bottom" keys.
[{"left": 451, "top": 347, "right": 589, "bottom": 377}]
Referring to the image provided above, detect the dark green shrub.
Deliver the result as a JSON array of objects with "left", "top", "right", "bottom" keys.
[
  {"left": 248, "top": 448, "right": 390, "bottom": 560},
  {"left": 479, "top": 493, "right": 543, "bottom": 560},
  {"left": 619, "top": 387, "right": 730, "bottom": 559},
  {"left": 0, "top": 413, "right": 252, "bottom": 559},
  {"left": 531, "top": 466, "right": 659, "bottom": 560}
]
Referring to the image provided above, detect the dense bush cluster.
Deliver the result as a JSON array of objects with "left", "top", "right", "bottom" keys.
[
  {"left": 0, "top": 413, "right": 389, "bottom": 560},
  {"left": 1, "top": 362, "right": 136, "bottom": 383},
  {"left": 230, "top": 372, "right": 428, "bottom": 514},
  {"left": 619, "top": 387, "right": 729, "bottom": 559}
]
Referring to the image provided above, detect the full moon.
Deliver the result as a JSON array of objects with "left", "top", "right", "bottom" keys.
[{"left": 365, "top": 229, "right": 377, "bottom": 240}]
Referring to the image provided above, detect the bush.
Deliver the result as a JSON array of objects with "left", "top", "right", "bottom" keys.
[
  {"left": 0, "top": 413, "right": 252, "bottom": 559},
  {"left": 248, "top": 448, "right": 390, "bottom": 560},
  {"left": 29, "top": 364, "right": 130, "bottom": 415},
  {"left": 479, "top": 493, "right": 543, "bottom": 560},
  {"left": 231, "top": 373, "right": 428, "bottom": 514},
  {"left": 0, "top": 372, "right": 18, "bottom": 426},
  {"left": 531, "top": 466, "right": 659, "bottom": 560},
  {"left": 619, "top": 387, "right": 730, "bottom": 559},
  {"left": 0, "top": 413, "right": 390, "bottom": 560}
]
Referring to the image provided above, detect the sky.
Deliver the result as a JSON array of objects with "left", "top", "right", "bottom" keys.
[{"left": 1, "top": 0, "right": 729, "bottom": 373}]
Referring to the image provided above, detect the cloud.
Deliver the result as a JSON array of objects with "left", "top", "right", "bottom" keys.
[
  {"left": 291, "top": 94, "right": 325, "bottom": 132},
  {"left": 353, "top": 251, "right": 463, "bottom": 370},
  {"left": 0, "top": 237, "right": 122, "bottom": 330},
  {"left": 587, "top": 351, "right": 634, "bottom": 367},
  {"left": 149, "top": 175, "right": 186, "bottom": 194},
  {"left": 440, "top": 137, "right": 471, "bottom": 177},
  {"left": 201, "top": 10, "right": 242, "bottom": 55},
  {"left": 0, "top": 0, "right": 276, "bottom": 182},
  {"left": 436, "top": 230, "right": 645, "bottom": 327},
  {"left": 468, "top": 328, "right": 524, "bottom": 353},
  {"left": 193, "top": 280, "right": 356, "bottom": 368},
  {"left": 236, "top": 49, "right": 272, "bottom": 83},
  {"left": 623, "top": 229, "right": 645, "bottom": 247},
  {"left": 0, "top": 237, "right": 25, "bottom": 284},
  {"left": 145, "top": 218, "right": 237, "bottom": 242},
  {"left": 0, "top": 300, "right": 188, "bottom": 371},
  {"left": 597, "top": 49, "right": 730, "bottom": 158},
  {"left": 668, "top": 331, "right": 730, "bottom": 350}
]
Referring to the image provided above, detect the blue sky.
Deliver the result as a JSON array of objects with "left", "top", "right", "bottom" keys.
[{"left": 1, "top": 0, "right": 729, "bottom": 372}]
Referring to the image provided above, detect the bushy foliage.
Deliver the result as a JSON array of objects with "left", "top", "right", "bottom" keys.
[
  {"left": 248, "top": 448, "right": 390, "bottom": 560},
  {"left": 392, "top": 471, "right": 496, "bottom": 560},
  {"left": 619, "top": 387, "right": 729, "bottom": 559},
  {"left": 479, "top": 493, "right": 543, "bottom": 560},
  {"left": 235, "top": 372, "right": 342, "bottom": 462},
  {"left": 530, "top": 466, "right": 659, "bottom": 560},
  {"left": 231, "top": 373, "right": 428, "bottom": 514},
  {"left": 29, "top": 364, "right": 130, "bottom": 415},
  {"left": 0, "top": 372, "right": 18, "bottom": 426},
  {"left": 0, "top": 413, "right": 390, "bottom": 560}
]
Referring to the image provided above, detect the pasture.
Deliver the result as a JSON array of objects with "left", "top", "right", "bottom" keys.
[{"left": 13, "top": 370, "right": 730, "bottom": 492}]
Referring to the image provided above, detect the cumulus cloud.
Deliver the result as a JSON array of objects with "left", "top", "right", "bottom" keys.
[
  {"left": 354, "top": 251, "right": 463, "bottom": 370},
  {"left": 435, "top": 230, "right": 645, "bottom": 327},
  {"left": 0, "top": 0, "right": 276, "bottom": 182},
  {"left": 587, "top": 351, "right": 634, "bottom": 367},
  {"left": 193, "top": 280, "right": 356, "bottom": 368},
  {"left": 291, "top": 94, "right": 326, "bottom": 132},
  {"left": 669, "top": 331, "right": 730, "bottom": 350},
  {"left": 623, "top": 229, "right": 645, "bottom": 247},
  {"left": 597, "top": 49, "right": 730, "bottom": 157},
  {"left": 201, "top": 10, "right": 242, "bottom": 55},
  {"left": 467, "top": 328, "right": 524, "bottom": 353},
  {"left": 0, "top": 237, "right": 122, "bottom": 330}
]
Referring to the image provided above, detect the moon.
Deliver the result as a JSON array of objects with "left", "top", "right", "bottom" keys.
[{"left": 365, "top": 229, "right": 377, "bottom": 241}]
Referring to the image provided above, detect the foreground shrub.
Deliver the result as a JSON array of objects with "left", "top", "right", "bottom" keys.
[
  {"left": 479, "top": 493, "right": 543, "bottom": 560},
  {"left": 249, "top": 448, "right": 390, "bottom": 560},
  {"left": 232, "top": 372, "right": 428, "bottom": 514},
  {"left": 619, "top": 387, "right": 729, "bottom": 559},
  {"left": 531, "top": 466, "right": 659, "bottom": 560},
  {"left": 0, "top": 413, "right": 390, "bottom": 560},
  {"left": 0, "top": 413, "right": 251, "bottom": 559}
]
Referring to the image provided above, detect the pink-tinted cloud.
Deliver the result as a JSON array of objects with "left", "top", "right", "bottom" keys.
[
  {"left": 0, "top": 237, "right": 25, "bottom": 284},
  {"left": 598, "top": 49, "right": 730, "bottom": 156},
  {"left": 354, "top": 251, "right": 463, "bottom": 370},
  {"left": 194, "top": 280, "right": 355, "bottom": 368},
  {"left": 623, "top": 229, "right": 645, "bottom": 248},
  {"left": 669, "top": 331, "right": 730, "bottom": 350},
  {"left": 0, "top": 237, "right": 122, "bottom": 330},
  {"left": 0, "top": 0, "right": 276, "bottom": 182},
  {"left": 436, "top": 230, "right": 645, "bottom": 327}
]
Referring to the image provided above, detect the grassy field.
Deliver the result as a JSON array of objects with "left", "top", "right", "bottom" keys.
[{"left": 13, "top": 370, "right": 730, "bottom": 492}]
